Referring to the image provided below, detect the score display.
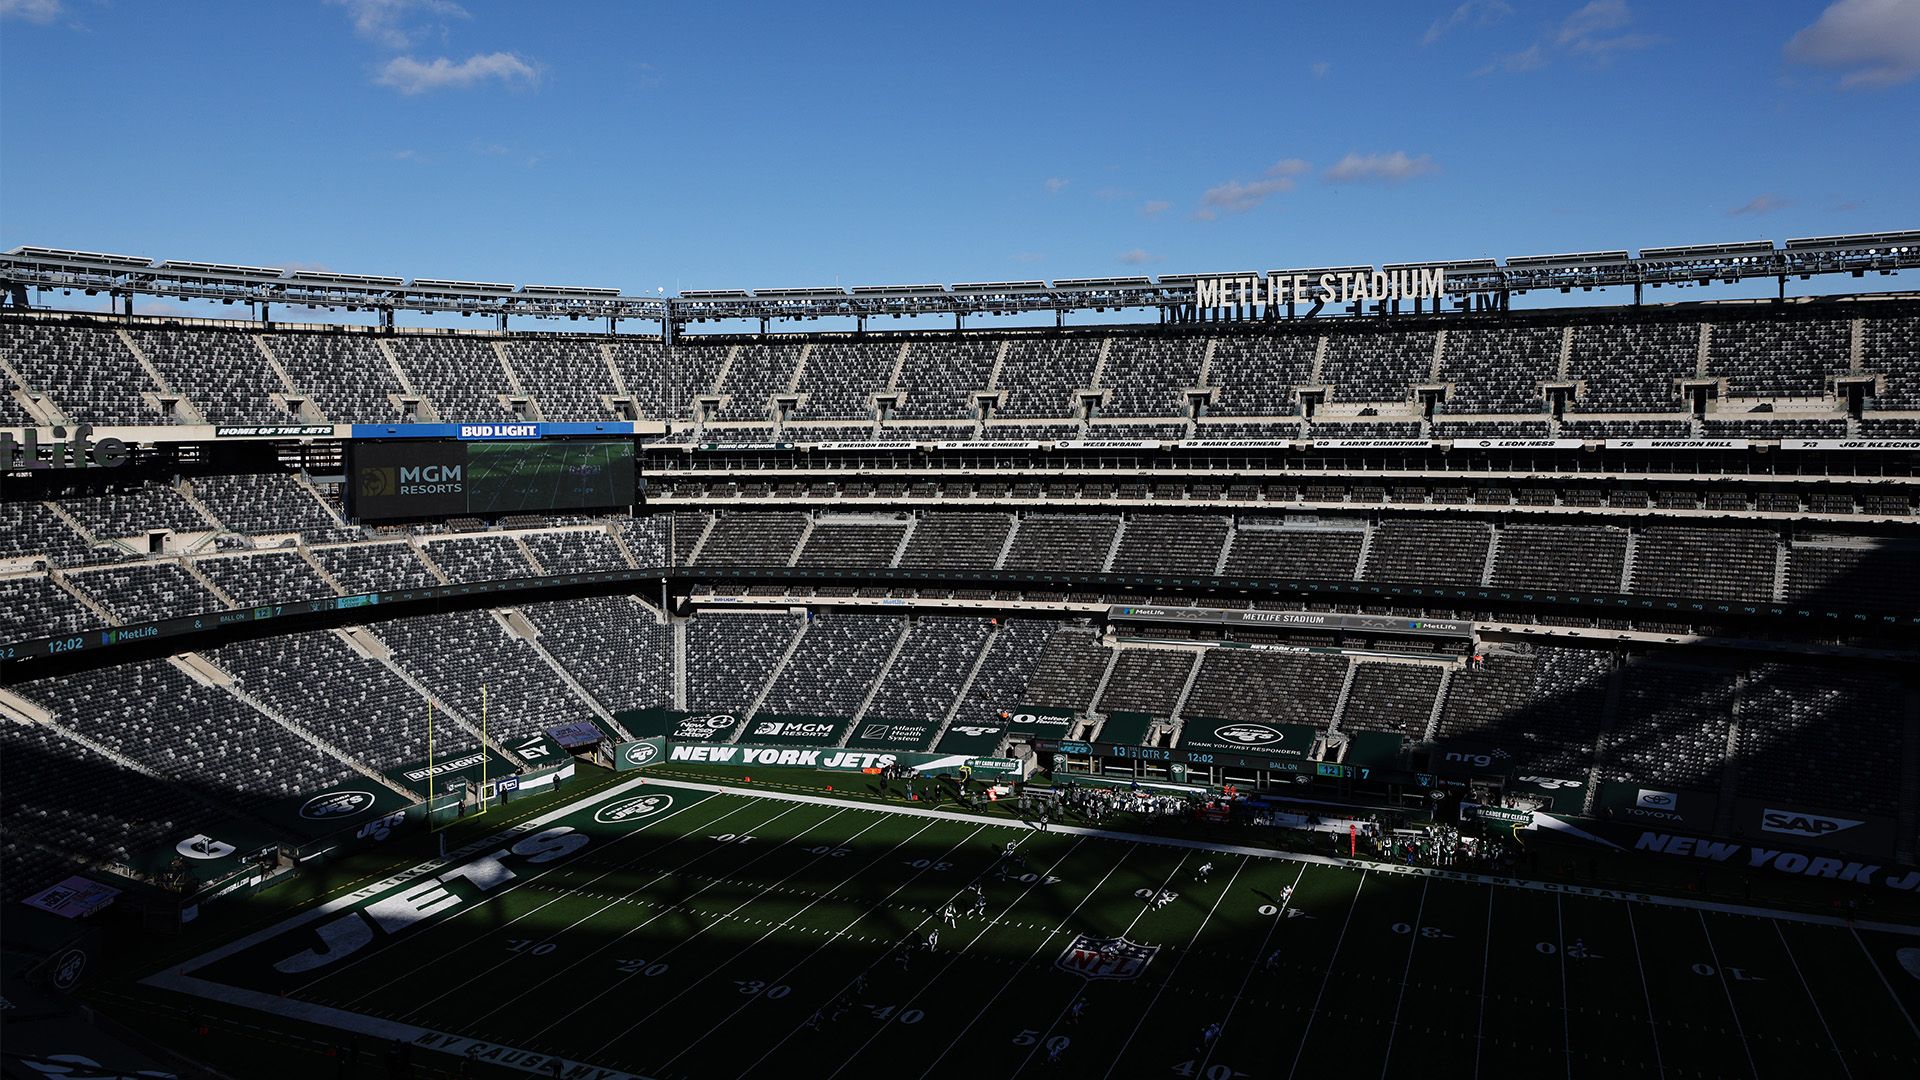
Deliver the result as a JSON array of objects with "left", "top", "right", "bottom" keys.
[{"left": 349, "top": 439, "right": 634, "bottom": 520}]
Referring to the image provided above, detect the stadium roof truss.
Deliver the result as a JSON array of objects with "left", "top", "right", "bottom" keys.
[{"left": 4, "top": 232, "right": 1917, "bottom": 329}]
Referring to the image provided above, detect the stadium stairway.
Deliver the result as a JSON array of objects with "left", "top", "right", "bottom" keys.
[
  {"left": 672, "top": 618, "right": 689, "bottom": 711},
  {"left": 1167, "top": 650, "right": 1206, "bottom": 721},
  {"left": 933, "top": 620, "right": 1002, "bottom": 746},
  {"left": 744, "top": 616, "right": 811, "bottom": 722},
  {"left": 210, "top": 660, "right": 418, "bottom": 801},
  {"left": 366, "top": 643, "right": 527, "bottom": 771},
  {"left": 846, "top": 621, "right": 913, "bottom": 736},
  {"left": 1714, "top": 672, "right": 1747, "bottom": 834},
  {"left": 114, "top": 328, "right": 202, "bottom": 424},
  {"left": 500, "top": 608, "right": 624, "bottom": 730}
]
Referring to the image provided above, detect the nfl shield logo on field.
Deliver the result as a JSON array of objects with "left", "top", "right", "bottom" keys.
[{"left": 1056, "top": 934, "right": 1158, "bottom": 980}]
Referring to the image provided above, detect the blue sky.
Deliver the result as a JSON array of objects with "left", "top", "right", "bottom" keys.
[{"left": 2, "top": 0, "right": 1917, "bottom": 303}]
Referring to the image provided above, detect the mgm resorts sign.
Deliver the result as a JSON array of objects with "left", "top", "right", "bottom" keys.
[{"left": 1193, "top": 266, "right": 1448, "bottom": 310}]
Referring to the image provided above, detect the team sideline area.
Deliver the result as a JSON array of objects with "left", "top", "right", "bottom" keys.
[{"left": 136, "top": 771, "right": 1920, "bottom": 1080}]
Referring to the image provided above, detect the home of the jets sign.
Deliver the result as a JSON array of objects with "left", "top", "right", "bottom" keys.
[{"left": 1194, "top": 266, "right": 1448, "bottom": 309}]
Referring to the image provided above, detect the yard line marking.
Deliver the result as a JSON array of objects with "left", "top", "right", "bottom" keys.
[
  {"left": 387, "top": 796, "right": 781, "bottom": 1019},
  {"left": 1287, "top": 869, "right": 1367, "bottom": 1080},
  {"left": 1772, "top": 920, "right": 1852, "bottom": 1079},
  {"left": 1556, "top": 894, "right": 1573, "bottom": 1080},
  {"left": 658, "top": 822, "right": 990, "bottom": 1072},
  {"left": 1850, "top": 926, "right": 1920, "bottom": 1041},
  {"left": 1378, "top": 879, "right": 1430, "bottom": 1079},
  {"left": 639, "top": 779, "right": 1920, "bottom": 934},
  {"left": 1473, "top": 887, "right": 1494, "bottom": 1080},
  {"left": 304, "top": 787, "right": 742, "bottom": 998},
  {"left": 1194, "top": 861, "right": 1308, "bottom": 1080},
  {"left": 1621, "top": 901, "right": 1665, "bottom": 1078},
  {"left": 910, "top": 842, "right": 1141, "bottom": 1080},
  {"left": 582, "top": 809, "right": 900, "bottom": 1057},
  {"left": 429, "top": 799, "right": 816, "bottom": 1026},
  {"left": 742, "top": 834, "right": 1056, "bottom": 1075},
  {"left": 1007, "top": 850, "right": 1202, "bottom": 1075},
  {"left": 1098, "top": 856, "right": 1254, "bottom": 1079},
  {"left": 1696, "top": 910, "right": 1759, "bottom": 1079}
]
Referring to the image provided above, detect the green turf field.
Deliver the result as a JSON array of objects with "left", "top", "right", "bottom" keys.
[{"left": 140, "top": 774, "right": 1920, "bottom": 1080}]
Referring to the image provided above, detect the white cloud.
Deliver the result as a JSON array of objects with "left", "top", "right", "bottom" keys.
[
  {"left": 1194, "top": 159, "right": 1310, "bottom": 219},
  {"left": 1141, "top": 200, "right": 1170, "bottom": 217},
  {"left": 1787, "top": 0, "right": 1920, "bottom": 88},
  {"left": 1558, "top": 0, "right": 1630, "bottom": 43},
  {"left": 330, "top": 0, "right": 468, "bottom": 50},
  {"left": 1421, "top": 0, "right": 1513, "bottom": 46},
  {"left": 1323, "top": 151, "right": 1438, "bottom": 183},
  {"left": 1557, "top": 1, "right": 1662, "bottom": 57},
  {"left": 375, "top": 52, "right": 538, "bottom": 94},
  {"left": 1310, "top": 60, "right": 1332, "bottom": 77},
  {"left": 1044, "top": 177, "right": 1070, "bottom": 194},
  {"left": 1473, "top": 44, "right": 1546, "bottom": 75},
  {"left": 1010, "top": 251, "right": 1045, "bottom": 264},
  {"left": 1117, "top": 249, "right": 1160, "bottom": 266},
  {"left": 0, "top": 0, "right": 62, "bottom": 23},
  {"left": 1729, "top": 193, "right": 1789, "bottom": 216}
]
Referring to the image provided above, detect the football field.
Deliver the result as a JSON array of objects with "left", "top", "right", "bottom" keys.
[{"left": 147, "top": 775, "right": 1920, "bottom": 1079}]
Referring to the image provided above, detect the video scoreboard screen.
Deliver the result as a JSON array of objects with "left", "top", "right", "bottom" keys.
[{"left": 349, "top": 439, "right": 634, "bottom": 520}]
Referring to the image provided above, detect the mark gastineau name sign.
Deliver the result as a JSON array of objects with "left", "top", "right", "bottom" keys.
[{"left": 1194, "top": 266, "right": 1447, "bottom": 309}]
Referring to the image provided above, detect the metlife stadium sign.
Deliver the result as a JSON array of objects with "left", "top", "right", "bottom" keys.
[{"left": 1193, "top": 266, "right": 1447, "bottom": 309}]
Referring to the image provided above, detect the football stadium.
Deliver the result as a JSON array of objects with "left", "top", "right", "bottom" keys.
[{"left": 4, "top": 4, "right": 1920, "bottom": 1078}]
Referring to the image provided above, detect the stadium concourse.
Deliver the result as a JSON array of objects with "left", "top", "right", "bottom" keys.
[{"left": 2, "top": 237, "right": 1920, "bottom": 1076}]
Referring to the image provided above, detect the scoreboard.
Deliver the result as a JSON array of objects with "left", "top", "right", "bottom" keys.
[{"left": 349, "top": 438, "right": 635, "bottom": 520}]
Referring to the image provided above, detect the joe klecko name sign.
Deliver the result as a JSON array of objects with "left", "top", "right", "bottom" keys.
[{"left": 1193, "top": 266, "right": 1448, "bottom": 309}]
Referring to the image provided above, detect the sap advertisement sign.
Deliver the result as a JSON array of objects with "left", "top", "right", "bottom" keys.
[{"left": 1733, "top": 797, "right": 1894, "bottom": 857}]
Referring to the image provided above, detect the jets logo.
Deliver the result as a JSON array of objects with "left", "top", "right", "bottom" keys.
[
  {"left": 625, "top": 742, "right": 659, "bottom": 766},
  {"left": 595, "top": 794, "right": 674, "bottom": 825},
  {"left": 51, "top": 948, "right": 85, "bottom": 991},
  {"left": 1056, "top": 934, "right": 1158, "bottom": 981},
  {"left": 356, "top": 811, "right": 406, "bottom": 842},
  {"left": 176, "top": 834, "right": 237, "bottom": 860},
  {"left": 299, "top": 790, "right": 375, "bottom": 820},
  {"left": 1517, "top": 776, "right": 1583, "bottom": 791},
  {"left": 952, "top": 725, "right": 1004, "bottom": 738},
  {"left": 1214, "top": 723, "right": 1282, "bottom": 746}
]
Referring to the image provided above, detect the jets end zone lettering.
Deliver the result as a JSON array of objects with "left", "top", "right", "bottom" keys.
[{"left": 272, "top": 827, "right": 590, "bottom": 974}]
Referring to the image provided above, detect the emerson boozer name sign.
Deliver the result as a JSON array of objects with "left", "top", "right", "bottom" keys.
[{"left": 1194, "top": 266, "right": 1448, "bottom": 308}]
